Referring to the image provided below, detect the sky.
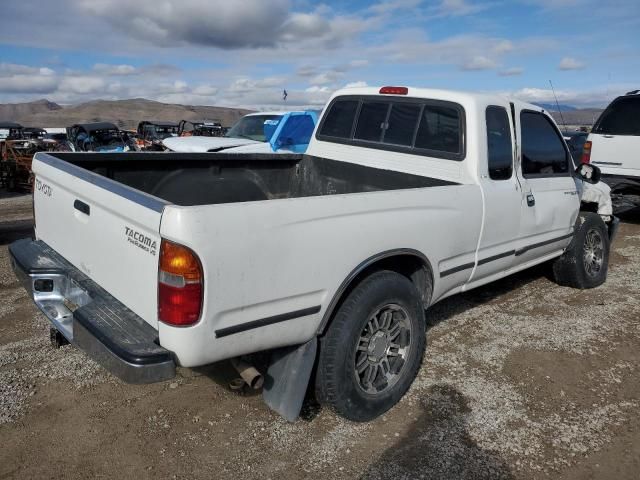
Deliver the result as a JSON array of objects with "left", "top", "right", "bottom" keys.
[{"left": 0, "top": 0, "right": 638, "bottom": 109}]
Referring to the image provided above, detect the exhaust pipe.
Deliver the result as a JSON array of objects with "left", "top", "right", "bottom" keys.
[{"left": 230, "top": 358, "right": 264, "bottom": 390}]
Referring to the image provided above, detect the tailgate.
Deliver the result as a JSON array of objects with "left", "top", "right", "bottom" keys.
[
  {"left": 32, "top": 153, "right": 167, "bottom": 328},
  {"left": 590, "top": 133, "right": 640, "bottom": 173}
]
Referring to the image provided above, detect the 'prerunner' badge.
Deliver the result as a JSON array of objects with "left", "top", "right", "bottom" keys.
[{"left": 125, "top": 226, "right": 157, "bottom": 256}]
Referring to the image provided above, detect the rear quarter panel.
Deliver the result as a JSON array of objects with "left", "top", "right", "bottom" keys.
[{"left": 158, "top": 185, "right": 482, "bottom": 366}]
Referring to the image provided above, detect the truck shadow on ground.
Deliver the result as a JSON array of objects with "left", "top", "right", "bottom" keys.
[
  {"left": 0, "top": 220, "right": 33, "bottom": 245},
  {"left": 426, "top": 263, "right": 549, "bottom": 330},
  {"left": 617, "top": 206, "right": 640, "bottom": 225},
  {"left": 360, "top": 384, "right": 514, "bottom": 480}
]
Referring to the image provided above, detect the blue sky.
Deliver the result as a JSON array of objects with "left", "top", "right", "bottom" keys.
[{"left": 0, "top": 0, "right": 638, "bottom": 109}]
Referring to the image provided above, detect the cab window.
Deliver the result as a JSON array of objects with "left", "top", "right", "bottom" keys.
[
  {"left": 486, "top": 106, "right": 513, "bottom": 180},
  {"left": 520, "top": 111, "right": 569, "bottom": 177}
]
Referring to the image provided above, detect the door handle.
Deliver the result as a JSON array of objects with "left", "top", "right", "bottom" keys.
[
  {"left": 74, "top": 199, "right": 90, "bottom": 216},
  {"left": 526, "top": 194, "right": 535, "bottom": 207}
]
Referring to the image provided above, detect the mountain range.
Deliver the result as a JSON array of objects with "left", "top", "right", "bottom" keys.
[{"left": 0, "top": 98, "right": 252, "bottom": 130}]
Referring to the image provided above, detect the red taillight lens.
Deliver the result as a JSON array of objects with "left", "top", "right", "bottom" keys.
[
  {"left": 581, "top": 140, "right": 592, "bottom": 164},
  {"left": 158, "top": 239, "right": 203, "bottom": 326},
  {"left": 379, "top": 86, "right": 408, "bottom": 95}
]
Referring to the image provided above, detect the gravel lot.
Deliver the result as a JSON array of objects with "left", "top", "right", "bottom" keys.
[{"left": 1, "top": 194, "right": 639, "bottom": 479}]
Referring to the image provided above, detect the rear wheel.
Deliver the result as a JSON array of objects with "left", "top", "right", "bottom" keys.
[
  {"left": 552, "top": 212, "right": 610, "bottom": 289},
  {"left": 315, "top": 270, "right": 427, "bottom": 422}
]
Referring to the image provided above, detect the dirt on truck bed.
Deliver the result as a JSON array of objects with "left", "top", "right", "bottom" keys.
[{"left": 1, "top": 194, "right": 639, "bottom": 480}]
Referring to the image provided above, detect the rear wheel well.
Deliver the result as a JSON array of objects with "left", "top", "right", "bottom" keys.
[{"left": 318, "top": 252, "right": 433, "bottom": 335}]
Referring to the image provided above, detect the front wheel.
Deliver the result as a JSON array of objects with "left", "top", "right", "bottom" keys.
[
  {"left": 552, "top": 212, "right": 610, "bottom": 289},
  {"left": 315, "top": 270, "right": 427, "bottom": 422}
]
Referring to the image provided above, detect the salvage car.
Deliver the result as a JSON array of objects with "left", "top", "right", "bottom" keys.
[
  {"left": 9, "top": 86, "right": 616, "bottom": 423},
  {"left": 136, "top": 121, "right": 178, "bottom": 151},
  {"left": 583, "top": 89, "right": 640, "bottom": 211},
  {"left": 0, "top": 121, "right": 23, "bottom": 140},
  {"left": 163, "top": 111, "right": 319, "bottom": 154},
  {"left": 177, "top": 120, "right": 224, "bottom": 137},
  {"left": 1, "top": 123, "right": 54, "bottom": 191},
  {"left": 67, "top": 122, "right": 132, "bottom": 152}
]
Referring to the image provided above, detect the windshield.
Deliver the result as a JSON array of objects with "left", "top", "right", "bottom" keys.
[{"left": 226, "top": 115, "right": 283, "bottom": 142}]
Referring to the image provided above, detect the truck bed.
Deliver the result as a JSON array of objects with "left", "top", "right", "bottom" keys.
[{"left": 43, "top": 152, "right": 454, "bottom": 206}]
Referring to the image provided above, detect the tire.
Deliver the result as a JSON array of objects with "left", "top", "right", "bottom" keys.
[
  {"left": 552, "top": 212, "right": 610, "bottom": 289},
  {"left": 315, "top": 270, "right": 427, "bottom": 422}
]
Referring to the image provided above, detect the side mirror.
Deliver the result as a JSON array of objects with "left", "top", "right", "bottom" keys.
[{"left": 575, "top": 163, "right": 601, "bottom": 184}]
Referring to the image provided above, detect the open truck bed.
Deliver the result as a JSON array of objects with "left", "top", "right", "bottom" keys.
[{"left": 43, "top": 152, "right": 452, "bottom": 206}]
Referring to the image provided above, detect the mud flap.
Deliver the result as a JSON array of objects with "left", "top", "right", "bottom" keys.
[{"left": 262, "top": 338, "right": 317, "bottom": 422}]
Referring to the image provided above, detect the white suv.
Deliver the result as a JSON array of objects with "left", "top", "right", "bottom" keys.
[{"left": 584, "top": 90, "right": 640, "bottom": 210}]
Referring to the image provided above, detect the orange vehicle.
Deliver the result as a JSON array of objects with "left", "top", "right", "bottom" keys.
[{"left": 0, "top": 123, "right": 63, "bottom": 191}]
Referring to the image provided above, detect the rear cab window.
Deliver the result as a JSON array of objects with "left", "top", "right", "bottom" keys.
[
  {"left": 520, "top": 111, "right": 569, "bottom": 177},
  {"left": 593, "top": 96, "right": 640, "bottom": 136},
  {"left": 317, "top": 96, "right": 465, "bottom": 161},
  {"left": 486, "top": 106, "right": 513, "bottom": 180}
]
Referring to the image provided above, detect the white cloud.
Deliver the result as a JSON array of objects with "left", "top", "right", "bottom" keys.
[
  {"left": 0, "top": 75, "right": 58, "bottom": 94},
  {"left": 369, "top": 0, "right": 423, "bottom": 15},
  {"left": 462, "top": 55, "right": 498, "bottom": 71},
  {"left": 59, "top": 76, "right": 107, "bottom": 94},
  {"left": 558, "top": 57, "right": 585, "bottom": 70},
  {"left": 349, "top": 59, "right": 369, "bottom": 68},
  {"left": 344, "top": 81, "right": 368, "bottom": 88},
  {"left": 429, "top": 0, "right": 492, "bottom": 17},
  {"left": 93, "top": 64, "right": 138, "bottom": 76},
  {"left": 498, "top": 67, "right": 524, "bottom": 76}
]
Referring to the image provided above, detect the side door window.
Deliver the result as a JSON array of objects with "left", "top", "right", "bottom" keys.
[
  {"left": 486, "top": 106, "right": 513, "bottom": 180},
  {"left": 520, "top": 111, "right": 569, "bottom": 177}
]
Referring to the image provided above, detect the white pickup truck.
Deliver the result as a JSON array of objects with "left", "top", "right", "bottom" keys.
[{"left": 10, "top": 86, "right": 617, "bottom": 422}]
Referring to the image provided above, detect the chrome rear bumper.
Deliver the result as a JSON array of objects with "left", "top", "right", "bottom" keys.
[{"left": 9, "top": 238, "right": 175, "bottom": 384}]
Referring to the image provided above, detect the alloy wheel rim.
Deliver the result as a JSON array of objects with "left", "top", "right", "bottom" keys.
[
  {"left": 583, "top": 228, "right": 604, "bottom": 277},
  {"left": 354, "top": 303, "right": 412, "bottom": 395}
]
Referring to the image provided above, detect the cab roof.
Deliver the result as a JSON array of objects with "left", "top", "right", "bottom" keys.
[{"left": 331, "top": 86, "right": 542, "bottom": 113}]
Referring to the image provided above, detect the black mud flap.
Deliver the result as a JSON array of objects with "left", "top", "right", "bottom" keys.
[
  {"left": 608, "top": 216, "right": 621, "bottom": 242},
  {"left": 262, "top": 338, "right": 317, "bottom": 422}
]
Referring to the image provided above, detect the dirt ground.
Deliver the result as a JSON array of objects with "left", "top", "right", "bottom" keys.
[{"left": 1, "top": 194, "right": 639, "bottom": 480}]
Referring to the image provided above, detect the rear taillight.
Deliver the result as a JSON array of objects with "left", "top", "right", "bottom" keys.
[
  {"left": 581, "top": 140, "right": 592, "bottom": 164},
  {"left": 158, "top": 239, "right": 203, "bottom": 326}
]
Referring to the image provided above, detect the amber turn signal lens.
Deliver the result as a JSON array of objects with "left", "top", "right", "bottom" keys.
[
  {"left": 158, "top": 239, "right": 203, "bottom": 326},
  {"left": 160, "top": 240, "right": 202, "bottom": 282}
]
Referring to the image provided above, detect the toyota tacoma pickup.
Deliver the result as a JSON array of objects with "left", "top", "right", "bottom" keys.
[{"left": 9, "top": 86, "right": 616, "bottom": 422}]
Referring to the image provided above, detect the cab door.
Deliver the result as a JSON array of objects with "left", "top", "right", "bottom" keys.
[
  {"left": 513, "top": 107, "right": 579, "bottom": 265},
  {"left": 470, "top": 104, "right": 521, "bottom": 283}
]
